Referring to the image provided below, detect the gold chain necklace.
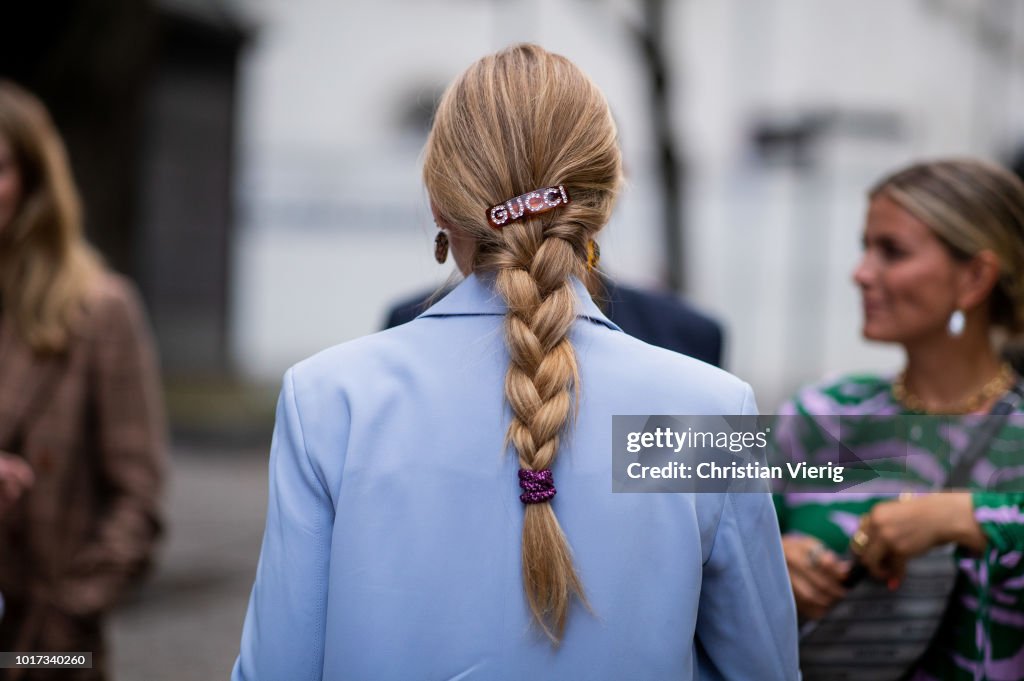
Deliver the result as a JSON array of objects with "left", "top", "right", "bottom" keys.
[{"left": 892, "top": 362, "right": 1016, "bottom": 414}]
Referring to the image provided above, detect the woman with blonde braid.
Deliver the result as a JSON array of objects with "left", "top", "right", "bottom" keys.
[{"left": 233, "top": 44, "right": 798, "bottom": 680}]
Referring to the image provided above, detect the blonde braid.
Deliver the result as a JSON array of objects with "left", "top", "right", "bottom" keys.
[{"left": 491, "top": 217, "right": 586, "bottom": 643}]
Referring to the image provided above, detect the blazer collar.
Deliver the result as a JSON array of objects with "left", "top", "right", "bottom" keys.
[{"left": 418, "top": 273, "right": 622, "bottom": 332}]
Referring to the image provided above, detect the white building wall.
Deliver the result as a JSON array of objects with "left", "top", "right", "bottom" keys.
[{"left": 228, "top": 0, "right": 1024, "bottom": 410}]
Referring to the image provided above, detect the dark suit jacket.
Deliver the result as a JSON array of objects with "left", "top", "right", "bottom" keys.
[
  {"left": 383, "top": 276, "right": 724, "bottom": 367},
  {"left": 0, "top": 273, "right": 166, "bottom": 681}
]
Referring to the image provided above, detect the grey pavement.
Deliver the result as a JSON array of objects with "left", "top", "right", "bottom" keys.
[{"left": 109, "top": 446, "right": 269, "bottom": 681}]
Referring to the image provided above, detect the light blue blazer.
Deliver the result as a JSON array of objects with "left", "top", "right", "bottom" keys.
[{"left": 232, "top": 274, "right": 799, "bottom": 681}]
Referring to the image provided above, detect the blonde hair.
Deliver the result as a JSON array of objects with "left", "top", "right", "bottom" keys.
[
  {"left": 423, "top": 44, "right": 622, "bottom": 643},
  {"left": 0, "top": 80, "right": 102, "bottom": 353},
  {"left": 871, "top": 159, "right": 1024, "bottom": 335}
]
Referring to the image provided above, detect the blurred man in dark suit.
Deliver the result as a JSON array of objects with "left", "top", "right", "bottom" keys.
[{"left": 383, "top": 274, "right": 724, "bottom": 367}]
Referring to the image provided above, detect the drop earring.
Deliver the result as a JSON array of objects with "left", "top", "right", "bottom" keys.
[
  {"left": 434, "top": 231, "right": 449, "bottom": 264},
  {"left": 948, "top": 309, "right": 965, "bottom": 337}
]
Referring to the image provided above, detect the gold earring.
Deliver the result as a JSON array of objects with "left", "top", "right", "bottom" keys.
[
  {"left": 434, "top": 231, "right": 449, "bottom": 264},
  {"left": 586, "top": 239, "right": 600, "bottom": 271}
]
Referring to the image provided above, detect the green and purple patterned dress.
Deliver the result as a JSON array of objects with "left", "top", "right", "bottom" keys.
[{"left": 773, "top": 374, "right": 1024, "bottom": 681}]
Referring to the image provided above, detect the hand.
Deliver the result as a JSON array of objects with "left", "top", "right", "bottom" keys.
[
  {"left": 781, "top": 534, "right": 850, "bottom": 620},
  {"left": 854, "top": 493, "right": 979, "bottom": 583},
  {"left": 0, "top": 452, "right": 34, "bottom": 516}
]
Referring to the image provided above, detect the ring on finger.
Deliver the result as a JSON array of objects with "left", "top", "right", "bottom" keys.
[
  {"left": 807, "top": 544, "right": 826, "bottom": 568},
  {"left": 850, "top": 529, "right": 870, "bottom": 554}
]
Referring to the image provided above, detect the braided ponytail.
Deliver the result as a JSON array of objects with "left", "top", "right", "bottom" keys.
[
  {"left": 493, "top": 220, "right": 587, "bottom": 642},
  {"left": 423, "top": 44, "right": 621, "bottom": 644}
]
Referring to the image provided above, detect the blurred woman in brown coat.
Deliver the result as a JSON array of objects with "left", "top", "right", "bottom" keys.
[{"left": 0, "top": 81, "right": 166, "bottom": 680}]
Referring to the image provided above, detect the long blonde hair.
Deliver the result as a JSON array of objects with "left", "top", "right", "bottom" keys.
[
  {"left": 423, "top": 44, "right": 622, "bottom": 643},
  {"left": 0, "top": 80, "right": 102, "bottom": 353},
  {"left": 870, "top": 159, "right": 1024, "bottom": 335}
]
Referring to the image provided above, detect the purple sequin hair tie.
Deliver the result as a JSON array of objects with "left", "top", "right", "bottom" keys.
[{"left": 518, "top": 468, "right": 556, "bottom": 504}]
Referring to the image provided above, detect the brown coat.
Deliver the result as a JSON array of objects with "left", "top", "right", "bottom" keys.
[{"left": 0, "top": 274, "right": 166, "bottom": 681}]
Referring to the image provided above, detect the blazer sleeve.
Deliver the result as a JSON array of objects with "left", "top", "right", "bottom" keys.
[
  {"left": 233, "top": 368, "right": 335, "bottom": 681},
  {"left": 695, "top": 385, "right": 800, "bottom": 680},
  {"left": 55, "top": 280, "right": 167, "bottom": 616}
]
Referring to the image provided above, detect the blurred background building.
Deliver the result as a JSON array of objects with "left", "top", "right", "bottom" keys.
[
  {"left": 3, "top": 0, "right": 1024, "bottom": 677},
  {"left": 6, "top": 0, "right": 1024, "bottom": 414},
  {"left": 232, "top": 0, "right": 1024, "bottom": 411}
]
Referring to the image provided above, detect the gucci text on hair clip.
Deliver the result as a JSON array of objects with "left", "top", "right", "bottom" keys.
[{"left": 487, "top": 185, "right": 570, "bottom": 228}]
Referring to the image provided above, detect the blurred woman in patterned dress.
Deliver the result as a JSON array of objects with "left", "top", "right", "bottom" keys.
[{"left": 774, "top": 158, "right": 1024, "bottom": 680}]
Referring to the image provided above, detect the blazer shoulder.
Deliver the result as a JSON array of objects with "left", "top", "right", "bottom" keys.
[
  {"left": 88, "top": 271, "right": 145, "bottom": 314},
  {"left": 289, "top": 322, "right": 430, "bottom": 393},
  {"left": 73, "top": 271, "right": 149, "bottom": 344},
  {"left": 593, "top": 329, "right": 752, "bottom": 413}
]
